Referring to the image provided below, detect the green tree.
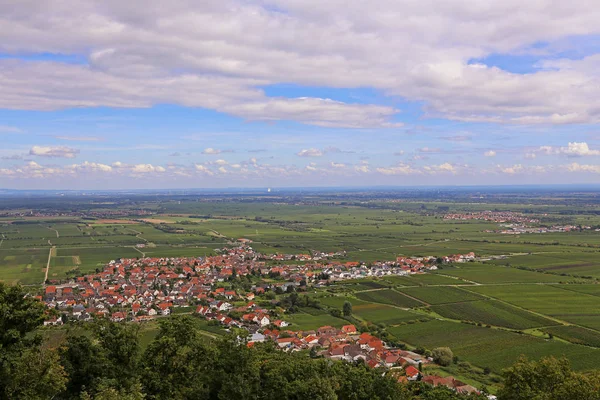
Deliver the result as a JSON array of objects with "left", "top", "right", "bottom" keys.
[
  {"left": 499, "top": 356, "right": 600, "bottom": 400},
  {"left": 343, "top": 301, "right": 353, "bottom": 316},
  {"left": 432, "top": 347, "right": 453, "bottom": 367},
  {"left": 0, "top": 283, "right": 67, "bottom": 400}
]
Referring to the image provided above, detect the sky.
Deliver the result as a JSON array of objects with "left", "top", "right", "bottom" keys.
[{"left": 2, "top": 1, "right": 600, "bottom": 189}]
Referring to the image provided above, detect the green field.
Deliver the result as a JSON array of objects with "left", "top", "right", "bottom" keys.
[
  {"left": 382, "top": 273, "right": 470, "bottom": 286},
  {"left": 285, "top": 311, "right": 348, "bottom": 330},
  {"left": 355, "top": 289, "right": 425, "bottom": 308},
  {"left": 398, "top": 286, "right": 485, "bottom": 305},
  {"left": 435, "top": 263, "right": 567, "bottom": 284},
  {"left": 466, "top": 284, "right": 600, "bottom": 331},
  {"left": 388, "top": 320, "right": 600, "bottom": 373},
  {"left": 351, "top": 303, "right": 425, "bottom": 326},
  {"left": 0, "top": 248, "right": 48, "bottom": 284},
  {"left": 431, "top": 300, "right": 558, "bottom": 330},
  {"left": 541, "top": 325, "right": 600, "bottom": 348}
]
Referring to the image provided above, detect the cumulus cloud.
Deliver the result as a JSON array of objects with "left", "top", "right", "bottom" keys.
[
  {"left": 565, "top": 163, "right": 600, "bottom": 173},
  {"left": 538, "top": 142, "right": 600, "bottom": 157},
  {"left": 424, "top": 163, "right": 457, "bottom": 174},
  {"left": 330, "top": 162, "right": 346, "bottom": 168},
  {"left": 376, "top": 163, "right": 421, "bottom": 175},
  {"left": 393, "top": 151, "right": 405, "bottom": 156},
  {"left": 202, "top": 148, "right": 223, "bottom": 155},
  {"left": 484, "top": 150, "right": 497, "bottom": 157},
  {"left": 297, "top": 148, "right": 324, "bottom": 157},
  {"left": 3, "top": 1, "right": 600, "bottom": 126},
  {"left": 29, "top": 145, "right": 79, "bottom": 158}
]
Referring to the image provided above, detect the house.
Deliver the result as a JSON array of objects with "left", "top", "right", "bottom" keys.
[
  {"left": 405, "top": 365, "right": 420, "bottom": 381},
  {"left": 273, "top": 320, "right": 289, "bottom": 328},
  {"left": 317, "top": 325, "right": 338, "bottom": 337},
  {"left": 341, "top": 324, "right": 357, "bottom": 335}
]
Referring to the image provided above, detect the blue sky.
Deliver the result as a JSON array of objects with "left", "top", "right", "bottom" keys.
[{"left": 1, "top": 1, "right": 600, "bottom": 189}]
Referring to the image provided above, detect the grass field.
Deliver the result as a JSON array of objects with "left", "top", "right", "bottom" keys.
[
  {"left": 431, "top": 300, "right": 558, "bottom": 330},
  {"left": 355, "top": 289, "right": 425, "bottom": 308},
  {"left": 398, "top": 286, "right": 485, "bottom": 305},
  {"left": 388, "top": 320, "right": 600, "bottom": 373},
  {"left": 541, "top": 325, "right": 600, "bottom": 348}
]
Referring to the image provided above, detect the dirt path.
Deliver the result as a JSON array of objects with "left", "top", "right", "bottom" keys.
[
  {"left": 44, "top": 246, "right": 56, "bottom": 284},
  {"left": 47, "top": 227, "right": 59, "bottom": 238},
  {"left": 126, "top": 228, "right": 148, "bottom": 242},
  {"left": 0, "top": 233, "right": 4, "bottom": 248},
  {"left": 132, "top": 246, "right": 146, "bottom": 258}
]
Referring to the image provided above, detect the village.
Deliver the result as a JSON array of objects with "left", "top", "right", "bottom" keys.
[{"left": 40, "top": 244, "right": 482, "bottom": 396}]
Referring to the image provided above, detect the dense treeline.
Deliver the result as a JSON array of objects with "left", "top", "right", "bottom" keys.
[{"left": 2, "top": 283, "right": 600, "bottom": 399}]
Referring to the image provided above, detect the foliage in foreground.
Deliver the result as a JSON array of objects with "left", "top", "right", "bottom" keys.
[{"left": 1, "top": 282, "right": 600, "bottom": 399}]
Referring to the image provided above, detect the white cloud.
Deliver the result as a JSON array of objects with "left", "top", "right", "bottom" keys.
[
  {"left": 2, "top": 1, "right": 600, "bottom": 126},
  {"left": 214, "top": 159, "right": 229, "bottom": 165},
  {"left": 424, "top": 163, "right": 457, "bottom": 174},
  {"left": 195, "top": 164, "right": 214, "bottom": 175},
  {"left": 484, "top": 150, "right": 497, "bottom": 157},
  {"left": 565, "top": 163, "right": 600, "bottom": 173},
  {"left": 498, "top": 164, "right": 524, "bottom": 175},
  {"left": 330, "top": 162, "right": 346, "bottom": 168},
  {"left": 297, "top": 148, "right": 324, "bottom": 157},
  {"left": 376, "top": 163, "right": 421, "bottom": 175},
  {"left": 538, "top": 142, "right": 600, "bottom": 157},
  {"left": 202, "top": 148, "right": 222, "bottom": 155},
  {"left": 29, "top": 145, "right": 79, "bottom": 158}
]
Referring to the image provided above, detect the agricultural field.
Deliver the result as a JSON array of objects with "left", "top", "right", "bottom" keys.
[
  {"left": 351, "top": 303, "right": 425, "bottom": 325},
  {"left": 355, "top": 289, "right": 425, "bottom": 308},
  {"left": 284, "top": 311, "right": 348, "bottom": 330},
  {"left": 541, "top": 325, "right": 600, "bottom": 348},
  {"left": 430, "top": 300, "right": 558, "bottom": 330},
  {"left": 488, "top": 251, "right": 600, "bottom": 278},
  {"left": 388, "top": 320, "right": 600, "bottom": 373},
  {"left": 466, "top": 284, "right": 600, "bottom": 331},
  {"left": 397, "top": 286, "right": 485, "bottom": 305},
  {"left": 435, "top": 263, "right": 569, "bottom": 284},
  {"left": 0, "top": 248, "right": 49, "bottom": 284},
  {"left": 382, "top": 273, "right": 470, "bottom": 286}
]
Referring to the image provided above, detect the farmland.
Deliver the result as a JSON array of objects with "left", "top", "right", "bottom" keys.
[
  {"left": 355, "top": 289, "right": 425, "bottom": 308},
  {"left": 3, "top": 190, "right": 600, "bottom": 378},
  {"left": 388, "top": 320, "right": 600, "bottom": 372},
  {"left": 397, "top": 286, "right": 485, "bottom": 305},
  {"left": 430, "top": 300, "right": 558, "bottom": 330}
]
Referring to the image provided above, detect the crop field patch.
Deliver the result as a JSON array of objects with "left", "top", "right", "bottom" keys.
[
  {"left": 352, "top": 303, "right": 424, "bottom": 325},
  {"left": 355, "top": 289, "right": 424, "bottom": 308},
  {"left": 542, "top": 325, "right": 600, "bottom": 348},
  {"left": 285, "top": 312, "right": 347, "bottom": 330},
  {"left": 0, "top": 248, "right": 48, "bottom": 284},
  {"left": 437, "top": 263, "right": 565, "bottom": 284},
  {"left": 398, "top": 286, "right": 484, "bottom": 305},
  {"left": 388, "top": 320, "right": 600, "bottom": 373},
  {"left": 431, "top": 300, "right": 558, "bottom": 330},
  {"left": 383, "top": 274, "right": 469, "bottom": 286}
]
